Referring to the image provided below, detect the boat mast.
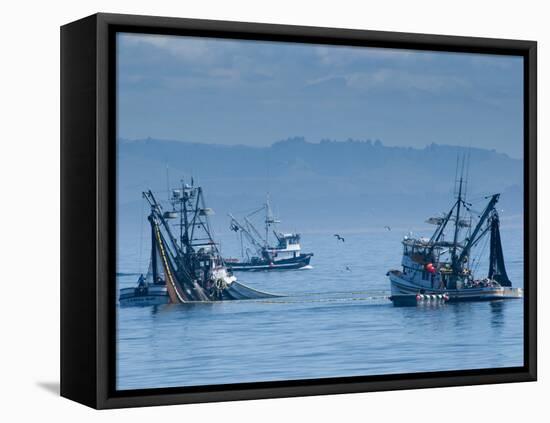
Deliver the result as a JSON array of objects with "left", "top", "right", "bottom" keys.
[
  {"left": 143, "top": 190, "right": 180, "bottom": 255},
  {"left": 180, "top": 180, "right": 190, "bottom": 254},
  {"left": 151, "top": 219, "right": 158, "bottom": 283},
  {"left": 188, "top": 186, "right": 202, "bottom": 250},
  {"left": 451, "top": 176, "right": 464, "bottom": 271},
  {"left": 429, "top": 201, "right": 455, "bottom": 246},
  {"left": 263, "top": 193, "right": 280, "bottom": 247},
  {"left": 265, "top": 194, "right": 271, "bottom": 247}
]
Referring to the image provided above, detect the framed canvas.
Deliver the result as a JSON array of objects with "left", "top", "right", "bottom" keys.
[{"left": 60, "top": 13, "right": 537, "bottom": 409}]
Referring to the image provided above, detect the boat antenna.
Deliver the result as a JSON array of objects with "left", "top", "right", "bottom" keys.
[
  {"left": 266, "top": 147, "right": 271, "bottom": 199},
  {"left": 265, "top": 193, "right": 271, "bottom": 246},
  {"left": 463, "top": 147, "right": 471, "bottom": 200},
  {"left": 453, "top": 155, "right": 459, "bottom": 198},
  {"left": 451, "top": 154, "right": 466, "bottom": 274}
]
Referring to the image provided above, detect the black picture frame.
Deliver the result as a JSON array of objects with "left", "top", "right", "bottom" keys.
[{"left": 60, "top": 12, "right": 537, "bottom": 409}]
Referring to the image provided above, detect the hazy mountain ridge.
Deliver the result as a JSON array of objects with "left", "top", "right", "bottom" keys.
[
  {"left": 117, "top": 137, "right": 523, "bottom": 237},
  {"left": 119, "top": 136, "right": 517, "bottom": 180}
]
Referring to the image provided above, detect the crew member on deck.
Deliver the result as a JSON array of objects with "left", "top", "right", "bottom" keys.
[{"left": 137, "top": 274, "right": 146, "bottom": 288}]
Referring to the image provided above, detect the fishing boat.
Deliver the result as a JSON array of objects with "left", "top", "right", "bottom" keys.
[
  {"left": 387, "top": 174, "right": 523, "bottom": 305},
  {"left": 226, "top": 196, "right": 313, "bottom": 271},
  {"left": 119, "top": 180, "right": 280, "bottom": 306}
]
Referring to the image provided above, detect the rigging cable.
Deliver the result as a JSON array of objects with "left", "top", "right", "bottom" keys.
[
  {"left": 138, "top": 197, "right": 145, "bottom": 273},
  {"left": 471, "top": 229, "right": 490, "bottom": 275}
]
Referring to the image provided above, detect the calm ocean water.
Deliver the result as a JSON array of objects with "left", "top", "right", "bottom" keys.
[{"left": 116, "top": 223, "right": 524, "bottom": 390}]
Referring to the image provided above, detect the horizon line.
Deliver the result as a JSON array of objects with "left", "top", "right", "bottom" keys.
[{"left": 118, "top": 136, "right": 520, "bottom": 159}]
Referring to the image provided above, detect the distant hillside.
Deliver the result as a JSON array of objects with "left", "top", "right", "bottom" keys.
[{"left": 117, "top": 137, "right": 523, "bottom": 239}]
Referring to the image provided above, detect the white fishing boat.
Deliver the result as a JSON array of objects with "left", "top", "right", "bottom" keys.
[
  {"left": 226, "top": 196, "right": 313, "bottom": 271},
  {"left": 388, "top": 173, "right": 523, "bottom": 305}
]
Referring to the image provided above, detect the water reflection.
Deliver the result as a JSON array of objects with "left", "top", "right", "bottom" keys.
[{"left": 489, "top": 300, "right": 505, "bottom": 329}]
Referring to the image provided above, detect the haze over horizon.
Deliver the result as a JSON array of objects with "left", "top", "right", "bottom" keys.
[{"left": 116, "top": 137, "right": 523, "bottom": 243}]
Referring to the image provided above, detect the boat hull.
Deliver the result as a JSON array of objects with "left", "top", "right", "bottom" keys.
[
  {"left": 227, "top": 253, "right": 312, "bottom": 272},
  {"left": 119, "top": 285, "right": 169, "bottom": 306},
  {"left": 388, "top": 270, "right": 523, "bottom": 303},
  {"left": 119, "top": 281, "right": 280, "bottom": 306}
]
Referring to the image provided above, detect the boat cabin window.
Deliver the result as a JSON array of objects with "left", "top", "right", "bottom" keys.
[{"left": 283, "top": 235, "right": 300, "bottom": 245}]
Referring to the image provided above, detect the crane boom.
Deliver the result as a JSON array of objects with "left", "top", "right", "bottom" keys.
[{"left": 229, "top": 214, "right": 264, "bottom": 256}]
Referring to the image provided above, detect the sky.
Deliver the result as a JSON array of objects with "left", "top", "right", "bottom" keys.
[{"left": 117, "top": 33, "right": 524, "bottom": 158}]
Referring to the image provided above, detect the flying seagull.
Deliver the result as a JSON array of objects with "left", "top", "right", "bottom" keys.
[
  {"left": 384, "top": 225, "right": 392, "bottom": 231},
  {"left": 334, "top": 234, "right": 345, "bottom": 242}
]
